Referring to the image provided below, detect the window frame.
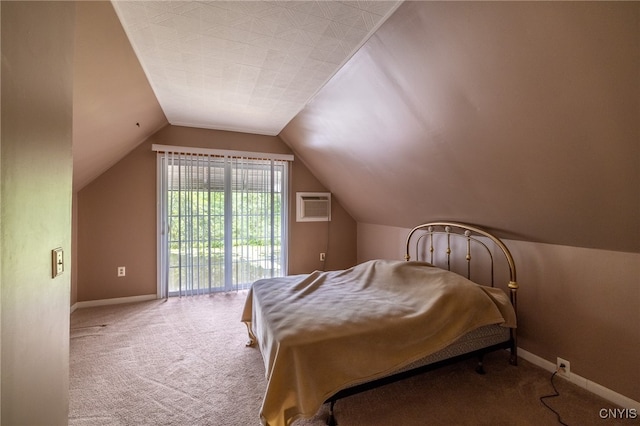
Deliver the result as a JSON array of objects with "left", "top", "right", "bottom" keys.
[{"left": 154, "top": 144, "right": 293, "bottom": 298}]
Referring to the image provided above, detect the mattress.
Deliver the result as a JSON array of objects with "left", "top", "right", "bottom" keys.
[{"left": 394, "top": 323, "right": 510, "bottom": 374}]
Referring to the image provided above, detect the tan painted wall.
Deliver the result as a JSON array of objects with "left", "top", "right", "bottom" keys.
[
  {"left": 1, "top": 2, "right": 74, "bottom": 423},
  {"left": 282, "top": 1, "right": 640, "bottom": 254},
  {"left": 72, "top": 0, "right": 167, "bottom": 191},
  {"left": 357, "top": 223, "right": 640, "bottom": 404},
  {"left": 76, "top": 125, "right": 356, "bottom": 302}
]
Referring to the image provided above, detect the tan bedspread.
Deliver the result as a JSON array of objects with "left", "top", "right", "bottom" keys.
[{"left": 241, "top": 259, "right": 516, "bottom": 426}]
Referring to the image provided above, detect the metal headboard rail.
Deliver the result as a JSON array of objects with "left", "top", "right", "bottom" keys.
[
  {"left": 405, "top": 222, "right": 517, "bottom": 288},
  {"left": 412, "top": 231, "right": 496, "bottom": 286},
  {"left": 404, "top": 222, "right": 519, "bottom": 365}
]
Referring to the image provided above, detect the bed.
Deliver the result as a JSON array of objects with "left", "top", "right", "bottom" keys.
[{"left": 241, "top": 222, "right": 519, "bottom": 426}]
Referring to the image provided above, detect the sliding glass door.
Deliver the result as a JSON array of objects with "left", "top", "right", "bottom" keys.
[{"left": 157, "top": 149, "right": 288, "bottom": 297}]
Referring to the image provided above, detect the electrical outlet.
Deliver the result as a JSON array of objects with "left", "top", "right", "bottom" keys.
[
  {"left": 556, "top": 357, "right": 570, "bottom": 378},
  {"left": 320, "top": 252, "right": 326, "bottom": 262},
  {"left": 117, "top": 266, "right": 126, "bottom": 277}
]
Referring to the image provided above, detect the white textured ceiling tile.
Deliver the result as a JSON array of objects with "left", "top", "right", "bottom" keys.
[
  {"left": 114, "top": 0, "right": 401, "bottom": 135},
  {"left": 145, "top": 1, "right": 180, "bottom": 14},
  {"left": 274, "top": 98, "right": 300, "bottom": 111},
  {"left": 277, "top": 7, "right": 300, "bottom": 28},
  {"left": 300, "top": 30, "right": 325, "bottom": 47},
  {"left": 238, "top": 65, "right": 261, "bottom": 82},
  {"left": 219, "top": 7, "right": 249, "bottom": 25},
  {"left": 359, "top": 10, "right": 378, "bottom": 31},
  {"left": 225, "top": 12, "right": 254, "bottom": 32},
  {"left": 147, "top": 23, "right": 180, "bottom": 44},
  {"left": 201, "top": 34, "right": 228, "bottom": 52},
  {"left": 221, "top": 47, "right": 247, "bottom": 65},
  {"left": 272, "top": 72, "right": 294, "bottom": 89},
  {"left": 256, "top": 74, "right": 278, "bottom": 92},
  {"left": 129, "top": 28, "right": 159, "bottom": 51},
  {"left": 222, "top": 62, "right": 243, "bottom": 78},
  {"left": 153, "top": 37, "right": 184, "bottom": 55},
  {"left": 358, "top": 1, "right": 399, "bottom": 17},
  {"left": 155, "top": 48, "right": 182, "bottom": 64},
  {"left": 335, "top": 40, "right": 353, "bottom": 58},
  {"left": 343, "top": 25, "right": 368, "bottom": 44},
  {"left": 333, "top": 6, "right": 364, "bottom": 28},
  {"left": 184, "top": 4, "right": 225, "bottom": 26},
  {"left": 305, "top": 16, "right": 333, "bottom": 36},
  {"left": 113, "top": 4, "right": 150, "bottom": 29},
  {"left": 176, "top": 15, "right": 203, "bottom": 35},
  {"left": 241, "top": 47, "right": 268, "bottom": 68},
  {"left": 325, "top": 20, "right": 351, "bottom": 40},
  {"left": 249, "top": 34, "right": 280, "bottom": 51},
  {"left": 261, "top": 52, "right": 288, "bottom": 71},
  {"left": 288, "top": 1, "right": 325, "bottom": 19},
  {"left": 314, "top": 34, "right": 342, "bottom": 52},
  {"left": 249, "top": 1, "right": 279, "bottom": 18},
  {"left": 271, "top": 35, "right": 294, "bottom": 52},
  {"left": 287, "top": 36, "right": 314, "bottom": 52},
  {"left": 267, "top": 86, "right": 287, "bottom": 99},
  {"left": 281, "top": 54, "right": 306, "bottom": 68},
  {"left": 324, "top": 1, "right": 358, "bottom": 21},
  {"left": 217, "top": 1, "right": 253, "bottom": 15},
  {"left": 282, "top": 87, "right": 306, "bottom": 102},
  {"left": 201, "top": 24, "right": 228, "bottom": 41},
  {"left": 202, "top": 65, "right": 224, "bottom": 80},
  {"left": 177, "top": 41, "right": 204, "bottom": 58},
  {"left": 316, "top": 1, "right": 337, "bottom": 20},
  {"left": 147, "top": 11, "right": 178, "bottom": 27},
  {"left": 219, "top": 27, "right": 247, "bottom": 44},
  {"left": 258, "top": 5, "right": 289, "bottom": 25},
  {"left": 170, "top": 1, "right": 201, "bottom": 16},
  {"left": 307, "top": 47, "right": 332, "bottom": 64},
  {"left": 230, "top": 93, "right": 251, "bottom": 105},
  {"left": 274, "top": 24, "right": 300, "bottom": 43},
  {"left": 343, "top": 12, "right": 369, "bottom": 32},
  {"left": 251, "top": 84, "right": 272, "bottom": 97},
  {"left": 249, "top": 16, "right": 280, "bottom": 37}
]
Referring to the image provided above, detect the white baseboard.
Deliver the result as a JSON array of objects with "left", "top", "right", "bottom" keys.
[
  {"left": 518, "top": 347, "right": 640, "bottom": 411},
  {"left": 71, "top": 294, "right": 157, "bottom": 312}
]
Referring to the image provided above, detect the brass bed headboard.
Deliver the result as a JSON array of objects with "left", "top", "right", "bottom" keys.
[{"left": 405, "top": 221, "right": 519, "bottom": 363}]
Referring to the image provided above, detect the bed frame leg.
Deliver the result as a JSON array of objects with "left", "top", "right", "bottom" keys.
[
  {"left": 326, "top": 399, "right": 337, "bottom": 426},
  {"left": 475, "top": 354, "right": 486, "bottom": 375},
  {"left": 509, "top": 334, "right": 518, "bottom": 366}
]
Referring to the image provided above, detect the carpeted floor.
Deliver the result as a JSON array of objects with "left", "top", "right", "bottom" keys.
[{"left": 69, "top": 292, "right": 634, "bottom": 425}]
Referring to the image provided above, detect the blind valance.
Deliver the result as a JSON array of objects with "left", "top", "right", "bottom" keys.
[{"left": 152, "top": 144, "right": 294, "bottom": 162}]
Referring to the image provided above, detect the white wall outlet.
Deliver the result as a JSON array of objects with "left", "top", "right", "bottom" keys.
[
  {"left": 556, "top": 357, "right": 570, "bottom": 378},
  {"left": 117, "top": 266, "right": 126, "bottom": 277},
  {"left": 320, "top": 252, "right": 326, "bottom": 262}
]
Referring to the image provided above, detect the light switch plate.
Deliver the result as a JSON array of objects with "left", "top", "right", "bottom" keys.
[{"left": 52, "top": 248, "right": 64, "bottom": 278}]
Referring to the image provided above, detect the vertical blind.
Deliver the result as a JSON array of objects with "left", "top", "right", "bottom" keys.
[{"left": 155, "top": 145, "right": 291, "bottom": 297}]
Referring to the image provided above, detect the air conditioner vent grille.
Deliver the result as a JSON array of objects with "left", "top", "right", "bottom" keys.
[{"left": 296, "top": 192, "right": 331, "bottom": 222}]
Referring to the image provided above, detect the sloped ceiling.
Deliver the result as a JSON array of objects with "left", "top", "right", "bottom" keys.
[
  {"left": 73, "top": 0, "right": 400, "bottom": 190},
  {"left": 73, "top": 1, "right": 168, "bottom": 190},
  {"left": 280, "top": 1, "right": 640, "bottom": 253},
  {"left": 74, "top": 1, "right": 639, "bottom": 253},
  {"left": 110, "top": 0, "right": 401, "bottom": 135}
]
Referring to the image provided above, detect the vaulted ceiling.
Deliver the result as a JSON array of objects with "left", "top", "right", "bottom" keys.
[
  {"left": 111, "top": 0, "right": 401, "bottom": 135},
  {"left": 73, "top": 1, "right": 639, "bottom": 253}
]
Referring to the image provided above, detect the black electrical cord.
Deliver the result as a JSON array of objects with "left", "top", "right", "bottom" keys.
[{"left": 540, "top": 371, "right": 570, "bottom": 426}]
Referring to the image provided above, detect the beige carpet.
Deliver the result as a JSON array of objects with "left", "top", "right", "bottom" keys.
[{"left": 70, "top": 292, "right": 632, "bottom": 426}]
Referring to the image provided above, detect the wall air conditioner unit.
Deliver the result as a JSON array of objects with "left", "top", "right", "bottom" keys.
[{"left": 296, "top": 192, "right": 331, "bottom": 222}]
